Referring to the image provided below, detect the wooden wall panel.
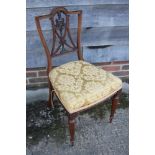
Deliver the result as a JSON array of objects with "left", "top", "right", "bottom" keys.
[
  {"left": 27, "top": 5, "right": 128, "bottom": 31},
  {"left": 27, "top": 0, "right": 129, "bottom": 8},
  {"left": 83, "top": 45, "right": 129, "bottom": 63},
  {"left": 26, "top": 50, "right": 78, "bottom": 68},
  {"left": 26, "top": 1, "right": 129, "bottom": 68},
  {"left": 27, "top": 26, "right": 128, "bottom": 51},
  {"left": 27, "top": 45, "right": 128, "bottom": 68}
]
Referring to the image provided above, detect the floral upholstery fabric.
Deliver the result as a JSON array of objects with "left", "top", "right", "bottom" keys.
[{"left": 49, "top": 61, "right": 122, "bottom": 113}]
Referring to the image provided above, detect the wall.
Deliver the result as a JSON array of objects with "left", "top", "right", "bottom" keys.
[{"left": 26, "top": 0, "right": 129, "bottom": 87}]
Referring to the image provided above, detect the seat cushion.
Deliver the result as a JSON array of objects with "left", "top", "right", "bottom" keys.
[{"left": 49, "top": 61, "right": 122, "bottom": 113}]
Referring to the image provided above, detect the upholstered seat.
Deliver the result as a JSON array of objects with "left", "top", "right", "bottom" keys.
[{"left": 49, "top": 60, "right": 122, "bottom": 113}]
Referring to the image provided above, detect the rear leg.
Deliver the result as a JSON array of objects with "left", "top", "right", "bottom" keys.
[{"left": 109, "top": 89, "right": 122, "bottom": 123}]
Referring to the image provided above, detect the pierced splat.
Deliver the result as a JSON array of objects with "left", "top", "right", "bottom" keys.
[
  {"left": 50, "top": 10, "right": 77, "bottom": 56},
  {"left": 55, "top": 12, "right": 65, "bottom": 36}
]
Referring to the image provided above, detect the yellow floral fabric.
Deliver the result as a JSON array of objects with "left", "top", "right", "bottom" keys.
[{"left": 49, "top": 61, "right": 122, "bottom": 113}]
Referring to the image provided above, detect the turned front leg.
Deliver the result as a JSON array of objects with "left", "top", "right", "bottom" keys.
[
  {"left": 110, "top": 89, "right": 122, "bottom": 123},
  {"left": 68, "top": 113, "right": 78, "bottom": 146}
]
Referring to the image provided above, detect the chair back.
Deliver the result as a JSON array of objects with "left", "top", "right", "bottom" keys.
[{"left": 35, "top": 7, "right": 83, "bottom": 73}]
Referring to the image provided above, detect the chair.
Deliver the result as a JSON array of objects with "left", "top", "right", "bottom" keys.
[{"left": 35, "top": 7, "right": 122, "bottom": 146}]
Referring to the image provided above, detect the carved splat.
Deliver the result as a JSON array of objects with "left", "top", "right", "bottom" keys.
[{"left": 49, "top": 8, "right": 77, "bottom": 56}]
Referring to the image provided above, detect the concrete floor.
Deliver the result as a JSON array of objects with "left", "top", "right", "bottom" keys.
[{"left": 26, "top": 85, "right": 129, "bottom": 155}]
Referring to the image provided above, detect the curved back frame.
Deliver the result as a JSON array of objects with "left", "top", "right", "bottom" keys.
[{"left": 35, "top": 7, "right": 83, "bottom": 73}]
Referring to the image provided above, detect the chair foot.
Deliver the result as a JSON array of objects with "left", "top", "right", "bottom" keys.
[
  {"left": 109, "top": 89, "right": 122, "bottom": 123},
  {"left": 71, "top": 141, "right": 74, "bottom": 146},
  {"left": 68, "top": 113, "right": 77, "bottom": 146}
]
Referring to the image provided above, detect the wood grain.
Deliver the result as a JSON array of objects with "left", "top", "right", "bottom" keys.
[
  {"left": 27, "top": 26, "right": 129, "bottom": 51},
  {"left": 27, "top": 5, "right": 128, "bottom": 31},
  {"left": 26, "top": 3, "right": 129, "bottom": 69},
  {"left": 27, "top": 0, "right": 129, "bottom": 8},
  {"left": 83, "top": 45, "right": 129, "bottom": 63},
  {"left": 26, "top": 45, "right": 128, "bottom": 68}
]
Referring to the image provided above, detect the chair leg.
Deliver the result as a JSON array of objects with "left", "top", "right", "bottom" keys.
[
  {"left": 47, "top": 80, "right": 54, "bottom": 108},
  {"left": 109, "top": 89, "right": 122, "bottom": 123},
  {"left": 68, "top": 113, "right": 77, "bottom": 146}
]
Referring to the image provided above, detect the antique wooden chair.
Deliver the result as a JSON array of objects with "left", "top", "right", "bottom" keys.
[{"left": 35, "top": 7, "right": 122, "bottom": 146}]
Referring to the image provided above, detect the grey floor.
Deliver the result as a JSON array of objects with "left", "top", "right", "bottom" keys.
[{"left": 26, "top": 88, "right": 129, "bottom": 155}]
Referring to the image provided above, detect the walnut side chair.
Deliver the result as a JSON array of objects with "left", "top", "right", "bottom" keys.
[{"left": 35, "top": 7, "right": 122, "bottom": 146}]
